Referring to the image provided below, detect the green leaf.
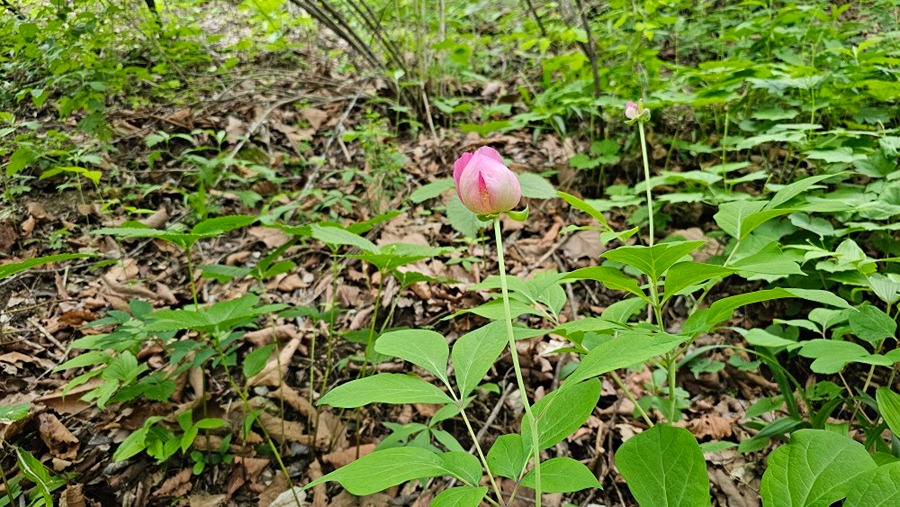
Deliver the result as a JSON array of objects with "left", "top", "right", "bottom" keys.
[
  {"left": 311, "top": 224, "right": 378, "bottom": 252},
  {"left": 765, "top": 173, "right": 843, "bottom": 210},
  {"left": 198, "top": 264, "right": 252, "bottom": 282},
  {"left": 486, "top": 434, "right": 526, "bottom": 479},
  {"left": 564, "top": 332, "right": 687, "bottom": 386},
  {"left": 517, "top": 172, "right": 556, "bottom": 199},
  {"left": 523, "top": 379, "right": 601, "bottom": 451},
  {"left": 744, "top": 329, "right": 802, "bottom": 351},
  {"left": 663, "top": 262, "right": 733, "bottom": 302},
  {"left": 146, "top": 295, "right": 286, "bottom": 334},
  {"left": 40, "top": 166, "right": 102, "bottom": 185},
  {"left": 876, "top": 388, "right": 900, "bottom": 438},
  {"left": 7, "top": 146, "right": 35, "bottom": 175},
  {"left": 432, "top": 486, "right": 488, "bottom": 507},
  {"left": 190, "top": 215, "right": 257, "bottom": 235},
  {"left": 375, "top": 329, "right": 449, "bottom": 384},
  {"left": 845, "top": 461, "right": 900, "bottom": 507},
  {"left": 563, "top": 266, "right": 648, "bottom": 301},
  {"left": 114, "top": 426, "right": 150, "bottom": 461},
  {"left": 760, "top": 429, "right": 876, "bottom": 507},
  {"left": 243, "top": 343, "right": 276, "bottom": 379},
  {"left": 714, "top": 201, "right": 767, "bottom": 238},
  {"left": 617, "top": 424, "right": 709, "bottom": 507},
  {"left": 304, "top": 447, "right": 450, "bottom": 496},
  {"left": 685, "top": 288, "right": 851, "bottom": 335},
  {"left": 55, "top": 351, "right": 112, "bottom": 371},
  {"left": 849, "top": 305, "right": 896, "bottom": 345},
  {"left": 439, "top": 452, "right": 482, "bottom": 485},
  {"left": 798, "top": 340, "right": 871, "bottom": 374},
  {"left": 16, "top": 448, "right": 54, "bottom": 505},
  {"left": 506, "top": 205, "right": 528, "bottom": 222},
  {"left": 452, "top": 321, "right": 508, "bottom": 398},
  {"left": 603, "top": 241, "right": 706, "bottom": 281},
  {"left": 318, "top": 374, "right": 451, "bottom": 407},
  {"left": 447, "top": 193, "right": 490, "bottom": 237},
  {"left": 557, "top": 191, "right": 610, "bottom": 229},
  {"left": 521, "top": 457, "right": 600, "bottom": 493},
  {"left": 0, "top": 403, "right": 30, "bottom": 422},
  {"left": 410, "top": 178, "right": 455, "bottom": 203},
  {"left": 0, "top": 253, "right": 94, "bottom": 281}
]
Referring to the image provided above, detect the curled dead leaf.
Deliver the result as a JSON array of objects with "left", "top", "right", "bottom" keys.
[{"left": 38, "top": 412, "right": 80, "bottom": 460}]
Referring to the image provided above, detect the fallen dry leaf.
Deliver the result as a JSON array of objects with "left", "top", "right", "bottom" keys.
[
  {"left": 38, "top": 412, "right": 80, "bottom": 460},
  {"left": 0, "top": 220, "right": 17, "bottom": 251},
  {"left": 140, "top": 207, "right": 169, "bottom": 229},
  {"left": 59, "top": 483, "right": 88, "bottom": 507},
  {"left": 687, "top": 413, "right": 735, "bottom": 440},
  {"left": 300, "top": 108, "right": 329, "bottom": 131},
  {"left": 269, "top": 487, "right": 308, "bottom": 507},
  {"left": 249, "top": 226, "right": 290, "bottom": 249},
  {"left": 244, "top": 325, "right": 300, "bottom": 347},
  {"left": 189, "top": 494, "right": 228, "bottom": 507},
  {"left": 321, "top": 443, "right": 376, "bottom": 468},
  {"left": 153, "top": 468, "right": 192, "bottom": 498},
  {"left": 226, "top": 456, "right": 271, "bottom": 496},
  {"left": 246, "top": 336, "right": 301, "bottom": 387}
]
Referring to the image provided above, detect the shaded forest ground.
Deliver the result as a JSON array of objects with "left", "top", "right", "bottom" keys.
[{"left": 2, "top": 1, "right": 899, "bottom": 506}]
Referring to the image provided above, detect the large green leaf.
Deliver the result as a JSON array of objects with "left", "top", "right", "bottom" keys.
[
  {"left": 190, "top": 215, "right": 257, "bottom": 235},
  {"left": 517, "top": 172, "right": 556, "bottom": 199},
  {"left": 438, "top": 452, "right": 482, "bottom": 486},
  {"left": 375, "top": 329, "right": 449, "bottom": 384},
  {"left": 663, "top": 262, "right": 733, "bottom": 302},
  {"left": 564, "top": 332, "right": 687, "bottom": 386},
  {"left": 684, "top": 288, "right": 851, "bottom": 335},
  {"left": 616, "top": 424, "right": 709, "bottom": 507},
  {"left": 93, "top": 215, "right": 256, "bottom": 250},
  {"left": 845, "top": 462, "right": 900, "bottom": 507},
  {"left": 452, "top": 321, "right": 508, "bottom": 398},
  {"left": 765, "top": 173, "right": 843, "bottom": 210},
  {"left": 486, "top": 434, "right": 526, "bottom": 479},
  {"left": 523, "top": 379, "right": 601, "bottom": 451},
  {"left": 520, "top": 457, "right": 600, "bottom": 493},
  {"left": 310, "top": 224, "right": 378, "bottom": 252},
  {"left": 557, "top": 191, "right": 611, "bottom": 229},
  {"left": 563, "top": 266, "right": 648, "bottom": 301},
  {"left": 603, "top": 241, "right": 706, "bottom": 281},
  {"left": 432, "top": 486, "right": 488, "bottom": 507},
  {"left": 0, "top": 253, "right": 94, "bottom": 280},
  {"left": 849, "top": 304, "right": 897, "bottom": 345},
  {"left": 145, "top": 294, "right": 286, "bottom": 333},
  {"left": 798, "top": 340, "right": 873, "bottom": 374},
  {"left": 714, "top": 201, "right": 767, "bottom": 239},
  {"left": 318, "top": 374, "right": 451, "bottom": 407},
  {"left": 876, "top": 388, "right": 900, "bottom": 438},
  {"left": 304, "top": 447, "right": 449, "bottom": 495},
  {"left": 760, "top": 429, "right": 876, "bottom": 507}
]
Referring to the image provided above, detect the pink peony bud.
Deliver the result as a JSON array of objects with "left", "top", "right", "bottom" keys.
[
  {"left": 453, "top": 146, "right": 521, "bottom": 215},
  {"left": 625, "top": 101, "right": 640, "bottom": 120}
]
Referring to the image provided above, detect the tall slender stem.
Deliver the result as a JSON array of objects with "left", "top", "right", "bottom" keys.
[
  {"left": 494, "top": 218, "right": 541, "bottom": 507},
  {"left": 638, "top": 121, "right": 654, "bottom": 247},
  {"left": 450, "top": 390, "right": 504, "bottom": 505}
]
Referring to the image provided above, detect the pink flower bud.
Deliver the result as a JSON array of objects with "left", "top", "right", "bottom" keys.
[
  {"left": 625, "top": 101, "right": 640, "bottom": 120},
  {"left": 453, "top": 146, "right": 521, "bottom": 215}
]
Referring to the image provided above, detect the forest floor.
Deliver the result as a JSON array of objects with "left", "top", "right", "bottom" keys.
[{"left": 0, "top": 6, "right": 826, "bottom": 507}]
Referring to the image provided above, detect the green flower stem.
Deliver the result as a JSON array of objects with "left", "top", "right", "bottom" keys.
[
  {"left": 449, "top": 390, "right": 504, "bottom": 506},
  {"left": 610, "top": 371, "right": 653, "bottom": 427},
  {"left": 637, "top": 121, "right": 654, "bottom": 247},
  {"left": 494, "top": 217, "right": 541, "bottom": 507},
  {"left": 637, "top": 117, "right": 681, "bottom": 422}
]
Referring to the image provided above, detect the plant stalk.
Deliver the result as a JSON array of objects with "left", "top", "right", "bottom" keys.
[
  {"left": 638, "top": 121, "right": 654, "bottom": 247},
  {"left": 494, "top": 218, "right": 541, "bottom": 507}
]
